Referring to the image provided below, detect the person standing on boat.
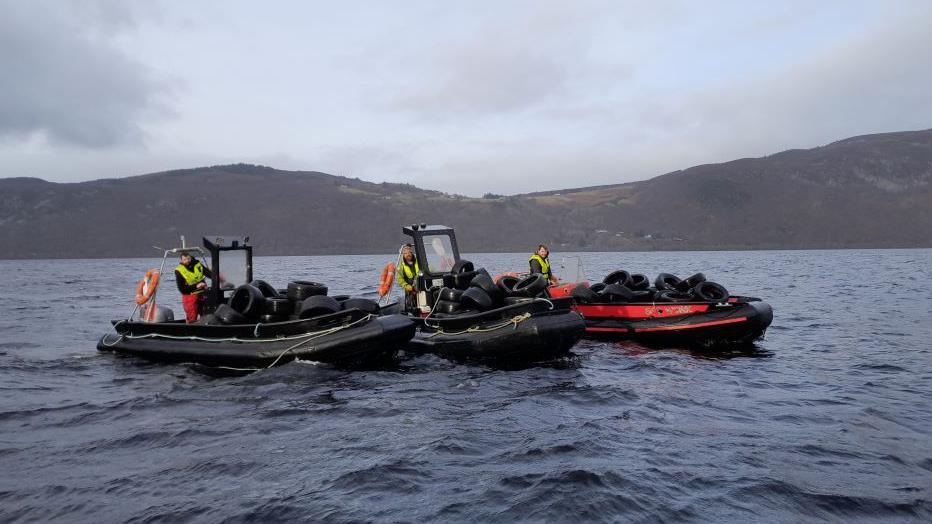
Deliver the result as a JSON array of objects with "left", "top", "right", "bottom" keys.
[
  {"left": 175, "top": 251, "right": 213, "bottom": 323},
  {"left": 396, "top": 244, "right": 420, "bottom": 310},
  {"left": 529, "top": 244, "right": 558, "bottom": 286}
]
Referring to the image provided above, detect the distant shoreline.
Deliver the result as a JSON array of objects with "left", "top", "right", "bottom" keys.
[{"left": 3, "top": 245, "right": 929, "bottom": 262}]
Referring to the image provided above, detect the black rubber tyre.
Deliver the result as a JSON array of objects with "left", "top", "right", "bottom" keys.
[
  {"left": 438, "top": 287, "right": 463, "bottom": 302},
  {"left": 692, "top": 281, "right": 729, "bottom": 302},
  {"left": 442, "top": 274, "right": 457, "bottom": 288},
  {"left": 469, "top": 273, "right": 503, "bottom": 303},
  {"left": 214, "top": 303, "right": 249, "bottom": 325},
  {"left": 589, "top": 282, "right": 607, "bottom": 293},
  {"left": 451, "top": 259, "right": 475, "bottom": 273},
  {"left": 340, "top": 297, "right": 380, "bottom": 314},
  {"left": 654, "top": 273, "right": 682, "bottom": 291},
  {"left": 676, "top": 273, "right": 706, "bottom": 292},
  {"left": 287, "top": 281, "right": 328, "bottom": 301},
  {"left": 654, "top": 289, "right": 695, "bottom": 302},
  {"left": 229, "top": 284, "right": 266, "bottom": 318},
  {"left": 453, "top": 270, "right": 478, "bottom": 290},
  {"left": 629, "top": 274, "right": 650, "bottom": 291},
  {"left": 433, "top": 299, "right": 460, "bottom": 314},
  {"left": 600, "top": 283, "right": 634, "bottom": 303},
  {"left": 249, "top": 279, "right": 280, "bottom": 298},
  {"left": 331, "top": 294, "right": 350, "bottom": 302},
  {"left": 460, "top": 287, "right": 493, "bottom": 310},
  {"left": 571, "top": 284, "right": 599, "bottom": 304},
  {"left": 630, "top": 290, "right": 654, "bottom": 302},
  {"left": 511, "top": 274, "right": 548, "bottom": 297},
  {"left": 297, "top": 295, "right": 341, "bottom": 319},
  {"left": 497, "top": 275, "right": 520, "bottom": 294},
  {"left": 262, "top": 297, "right": 293, "bottom": 315},
  {"left": 603, "top": 270, "right": 632, "bottom": 287},
  {"left": 259, "top": 313, "right": 288, "bottom": 324}
]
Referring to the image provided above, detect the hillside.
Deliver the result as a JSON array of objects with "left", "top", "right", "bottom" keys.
[{"left": 1, "top": 130, "right": 931, "bottom": 258}]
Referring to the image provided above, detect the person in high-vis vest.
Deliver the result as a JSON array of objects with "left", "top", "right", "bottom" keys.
[
  {"left": 529, "top": 244, "right": 558, "bottom": 286},
  {"left": 175, "top": 251, "right": 214, "bottom": 323},
  {"left": 396, "top": 244, "right": 420, "bottom": 311}
]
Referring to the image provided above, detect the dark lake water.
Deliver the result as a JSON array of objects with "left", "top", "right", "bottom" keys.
[{"left": 1, "top": 250, "right": 931, "bottom": 522}]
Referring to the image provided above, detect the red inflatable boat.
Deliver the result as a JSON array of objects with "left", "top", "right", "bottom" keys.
[{"left": 548, "top": 283, "right": 773, "bottom": 346}]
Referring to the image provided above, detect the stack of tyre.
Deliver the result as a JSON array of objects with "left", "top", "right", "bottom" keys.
[
  {"left": 571, "top": 271, "right": 730, "bottom": 304},
  {"left": 209, "top": 279, "right": 381, "bottom": 325},
  {"left": 430, "top": 260, "right": 551, "bottom": 316}
]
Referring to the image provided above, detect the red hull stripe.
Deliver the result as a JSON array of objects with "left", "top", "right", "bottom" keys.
[
  {"left": 577, "top": 303, "right": 711, "bottom": 319},
  {"left": 586, "top": 316, "right": 748, "bottom": 333}
]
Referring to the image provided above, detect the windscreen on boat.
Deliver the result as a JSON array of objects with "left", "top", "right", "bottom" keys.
[
  {"left": 216, "top": 249, "right": 249, "bottom": 289},
  {"left": 559, "top": 256, "right": 585, "bottom": 283},
  {"left": 422, "top": 233, "right": 456, "bottom": 273}
]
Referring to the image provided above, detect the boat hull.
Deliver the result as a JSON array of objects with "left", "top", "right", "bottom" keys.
[
  {"left": 98, "top": 310, "right": 415, "bottom": 368},
  {"left": 403, "top": 298, "right": 586, "bottom": 363},
  {"left": 576, "top": 299, "right": 773, "bottom": 347}
]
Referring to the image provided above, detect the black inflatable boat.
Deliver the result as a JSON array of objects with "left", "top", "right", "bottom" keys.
[
  {"left": 378, "top": 224, "right": 585, "bottom": 363},
  {"left": 99, "top": 309, "right": 414, "bottom": 368},
  {"left": 98, "top": 235, "right": 415, "bottom": 369}
]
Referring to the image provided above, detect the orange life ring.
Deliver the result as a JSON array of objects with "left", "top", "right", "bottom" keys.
[
  {"left": 134, "top": 269, "right": 161, "bottom": 305},
  {"left": 378, "top": 263, "right": 396, "bottom": 297}
]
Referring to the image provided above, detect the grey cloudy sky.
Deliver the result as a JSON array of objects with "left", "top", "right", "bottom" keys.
[{"left": 1, "top": 0, "right": 931, "bottom": 195}]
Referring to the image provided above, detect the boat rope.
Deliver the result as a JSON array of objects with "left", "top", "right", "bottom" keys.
[
  {"left": 99, "top": 320, "right": 129, "bottom": 347},
  {"left": 104, "top": 314, "right": 374, "bottom": 345},
  {"left": 425, "top": 312, "right": 531, "bottom": 338},
  {"left": 105, "top": 314, "right": 376, "bottom": 373}
]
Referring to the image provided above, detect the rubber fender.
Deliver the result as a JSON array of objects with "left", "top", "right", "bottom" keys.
[
  {"left": 498, "top": 276, "right": 520, "bottom": 294},
  {"left": 511, "top": 274, "right": 548, "bottom": 297},
  {"left": 263, "top": 297, "right": 293, "bottom": 315},
  {"left": 692, "top": 281, "right": 729, "bottom": 302},
  {"left": 297, "top": 295, "right": 341, "bottom": 319},
  {"left": 676, "top": 273, "right": 706, "bottom": 292},
  {"left": 229, "top": 284, "right": 266, "bottom": 318},
  {"left": 571, "top": 283, "right": 599, "bottom": 304},
  {"left": 438, "top": 287, "right": 464, "bottom": 302},
  {"left": 654, "top": 273, "right": 682, "bottom": 291},
  {"left": 249, "top": 279, "right": 280, "bottom": 298},
  {"left": 600, "top": 283, "right": 634, "bottom": 303},
  {"left": 453, "top": 270, "right": 479, "bottom": 290},
  {"left": 451, "top": 260, "right": 475, "bottom": 273},
  {"left": 433, "top": 299, "right": 460, "bottom": 314},
  {"left": 603, "top": 270, "right": 632, "bottom": 287},
  {"left": 628, "top": 274, "right": 650, "bottom": 291},
  {"left": 287, "top": 281, "right": 328, "bottom": 301},
  {"left": 654, "top": 289, "right": 694, "bottom": 302},
  {"left": 214, "top": 303, "right": 249, "bottom": 325},
  {"left": 469, "top": 273, "right": 503, "bottom": 303},
  {"left": 460, "top": 287, "right": 493, "bottom": 310},
  {"left": 340, "top": 297, "right": 380, "bottom": 314}
]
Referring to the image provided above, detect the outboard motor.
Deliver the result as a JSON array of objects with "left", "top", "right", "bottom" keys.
[{"left": 150, "top": 305, "right": 175, "bottom": 323}]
